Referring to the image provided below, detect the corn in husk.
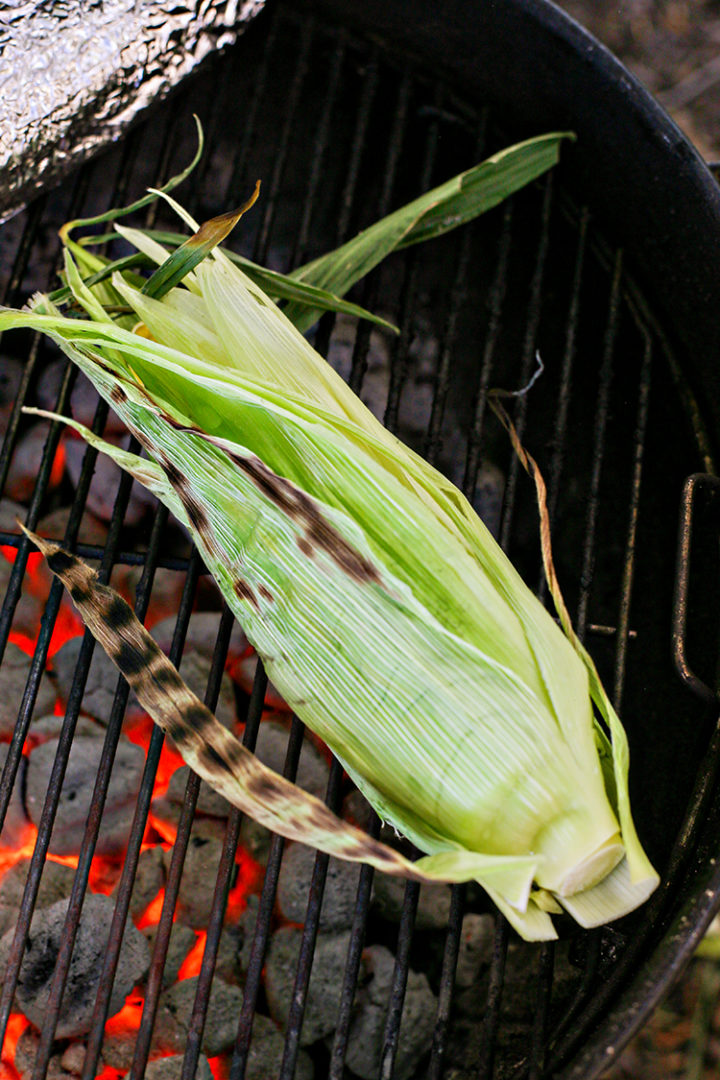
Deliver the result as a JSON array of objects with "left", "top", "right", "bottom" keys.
[{"left": 0, "top": 132, "right": 658, "bottom": 940}]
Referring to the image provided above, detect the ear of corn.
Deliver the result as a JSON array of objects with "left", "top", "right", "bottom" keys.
[{"left": 0, "top": 130, "right": 659, "bottom": 940}]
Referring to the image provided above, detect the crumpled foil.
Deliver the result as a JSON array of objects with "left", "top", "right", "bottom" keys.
[{"left": 0, "top": 0, "right": 265, "bottom": 222}]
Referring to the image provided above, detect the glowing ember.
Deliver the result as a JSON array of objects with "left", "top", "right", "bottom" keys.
[
  {"left": 136, "top": 888, "right": 167, "bottom": 931},
  {"left": 0, "top": 1015, "right": 27, "bottom": 1080},
  {"left": 177, "top": 930, "right": 207, "bottom": 980}
]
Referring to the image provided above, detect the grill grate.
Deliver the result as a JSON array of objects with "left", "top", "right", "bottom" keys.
[{"left": 0, "top": 3, "right": 718, "bottom": 1079}]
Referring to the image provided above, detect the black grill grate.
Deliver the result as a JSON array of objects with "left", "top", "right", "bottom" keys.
[{"left": 0, "top": 4, "right": 718, "bottom": 1079}]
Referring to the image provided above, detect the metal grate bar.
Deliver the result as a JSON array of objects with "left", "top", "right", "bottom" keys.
[
  {"left": 498, "top": 172, "right": 554, "bottom": 554},
  {"left": 348, "top": 69, "right": 412, "bottom": 397},
  {"left": 383, "top": 96, "right": 441, "bottom": 434},
  {"left": 327, "top": 815, "right": 380, "bottom": 1079},
  {"left": 462, "top": 200, "right": 514, "bottom": 500},
  {"left": 424, "top": 121, "right": 488, "bottom": 467},
  {"left": 379, "top": 880, "right": 421, "bottom": 1078},
  {"left": 538, "top": 205, "right": 590, "bottom": 598},
  {"left": 613, "top": 328, "right": 653, "bottom": 707},
  {"left": 226, "top": 11, "right": 280, "bottom": 206},
  {"left": 335, "top": 48, "right": 380, "bottom": 244},
  {"left": 253, "top": 15, "right": 314, "bottom": 265},
  {"left": 279, "top": 759, "right": 345, "bottom": 1079},
  {"left": 576, "top": 249, "right": 623, "bottom": 641},
  {"left": 528, "top": 943, "right": 555, "bottom": 1080},
  {"left": 426, "top": 883, "right": 466, "bottom": 1080},
  {"left": 229, "top": 716, "right": 307, "bottom": 1080},
  {"left": 290, "top": 30, "right": 347, "bottom": 266},
  {"left": 179, "top": 659, "right": 269, "bottom": 1080},
  {"left": 477, "top": 915, "right": 510, "bottom": 1078}
]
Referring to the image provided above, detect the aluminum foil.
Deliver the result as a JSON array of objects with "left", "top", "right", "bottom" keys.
[{"left": 0, "top": 0, "right": 265, "bottom": 222}]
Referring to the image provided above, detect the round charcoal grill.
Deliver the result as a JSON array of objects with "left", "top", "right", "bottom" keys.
[{"left": 1, "top": 1, "right": 720, "bottom": 1078}]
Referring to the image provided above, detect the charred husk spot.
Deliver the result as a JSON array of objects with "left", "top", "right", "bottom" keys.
[
  {"left": 183, "top": 495, "right": 210, "bottom": 535},
  {"left": 116, "top": 639, "right": 156, "bottom": 678},
  {"left": 163, "top": 461, "right": 186, "bottom": 491},
  {"left": 202, "top": 743, "right": 235, "bottom": 778},
  {"left": 47, "top": 549, "right": 78, "bottom": 577},
  {"left": 103, "top": 595, "right": 137, "bottom": 633},
  {"left": 235, "top": 454, "right": 380, "bottom": 584},
  {"left": 233, "top": 579, "right": 260, "bottom": 610}
]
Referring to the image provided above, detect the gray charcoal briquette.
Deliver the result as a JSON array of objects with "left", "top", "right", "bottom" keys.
[
  {"left": 265, "top": 926, "right": 355, "bottom": 1045},
  {"left": 0, "top": 642, "right": 57, "bottom": 739},
  {"left": 277, "top": 843, "right": 361, "bottom": 932},
  {"left": 342, "top": 945, "right": 437, "bottom": 1080},
  {"left": 1, "top": 894, "right": 149, "bottom": 1039},
  {"left": 25, "top": 735, "right": 145, "bottom": 855},
  {"left": 154, "top": 976, "right": 244, "bottom": 1057},
  {"left": 246, "top": 1014, "right": 314, "bottom": 1080},
  {"left": 0, "top": 857, "right": 76, "bottom": 937}
]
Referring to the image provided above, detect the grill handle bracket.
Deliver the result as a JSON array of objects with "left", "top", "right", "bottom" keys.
[{"left": 673, "top": 473, "right": 720, "bottom": 706}]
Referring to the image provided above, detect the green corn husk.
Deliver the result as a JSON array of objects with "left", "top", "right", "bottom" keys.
[{"left": 0, "top": 131, "right": 659, "bottom": 940}]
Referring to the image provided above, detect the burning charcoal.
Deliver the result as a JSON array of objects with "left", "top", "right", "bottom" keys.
[
  {"left": 0, "top": 642, "right": 57, "bottom": 739},
  {"left": 59, "top": 1041, "right": 104, "bottom": 1076},
  {"left": 245, "top": 1014, "right": 314, "bottom": 1080},
  {"left": 215, "top": 894, "right": 259, "bottom": 984},
  {"left": 154, "top": 976, "right": 244, "bottom": 1057},
  {"left": 24, "top": 734, "right": 145, "bottom": 856},
  {"left": 36, "top": 358, "right": 126, "bottom": 435},
  {"left": 52, "top": 636, "right": 134, "bottom": 727},
  {"left": 163, "top": 832, "right": 225, "bottom": 929},
  {"left": 371, "top": 875, "right": 452, "bottom": 930},
  {"left": 140, "top": 1054, "right": 213, "bottom": 1080},
  {"left": 265, "top": 926, "right": 355, "bottom": 1045},
  {"left": 277, "top": 842, "right": 362, "bottom": 933},
  {"left": 143, "top": 922, "right": 197, "bottom": 989},
  {"left": 13, "top": 1026, "right": 73, "bottom": 1080},
  {"left": 5, "top": 423, "right": 65, "bottom": 503},
  {"left": 64, "top": 435, "right": 156, "bottom": 526},
  {"left": 120, "top": 845, "right": 166, "bottom": 921},
  {"left": 1, "top": 893, "right": 150, "bottom": 1039},
  {"left": 0, "top": 857, "right": 76, "bottom": 937},
  {"left": 231, "top": 654, "right": 289, "bottom": 710},
  {"left": 342, "top": 945, "right": 437, "bottom": 1080},
  {"left": 454, "top": 913, "right": 495, "bottom": 989},
  {"left": 0, "top": 743, "right": 31, "bottom": 849},
  {"left": 149, "top": 612, "right": 248, "bottom": 665}
]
